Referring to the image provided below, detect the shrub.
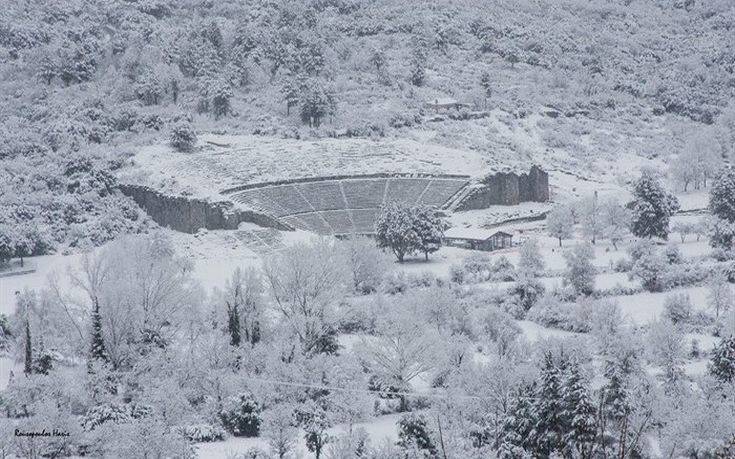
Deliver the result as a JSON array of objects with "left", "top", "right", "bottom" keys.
[
  {"left": 462, "top": 252, "right": 493, "bottom": 279},
  {"left": 449, "top": 264, "right": 466, "bottom": 284},
  {"left": 661, "top": 262, "right": 709, "bottom": 289},
  {"left": 177, "top": 424, "right": 226, "bottom": 443},
  {"left": 613, "top": 257, "right": 633, "bottom": 273},
  {"left": 474, "top": 307, "right": 522, "bottom": 356},
  {"left": 397, "top": 413, "right": 436, "bottom": 456},
  {"left": 220, "top": 392, "right": 261, "bottom": 437},
  {"left": 664, "top": 243, "right": 683, "bottom": 264},
  {"left": 664, "top": 293, "right": 693, "bottom": 324},
  {"left": 381, "top": 271, "right": 409, "bottom": 295},
  {"left": 407, "top": 271, "right": 440, "bottom": 289},
  {"left": 490, "top": 256, "right": 517, "bottom": 282},
  {"left": 82, "top": 403, "right": 132, "bottom": 431},
  {"left": 169, "top": 122, "right": 197, "bottom": 152},
  {"left": 526, "top": 294, "right": 589, "bottom": 332},
  {"left": 510, "top": 275, "right": 545, "bottom": 312},
  {"left": 630, "top": 246, "right": 667, "bottom": 292}
]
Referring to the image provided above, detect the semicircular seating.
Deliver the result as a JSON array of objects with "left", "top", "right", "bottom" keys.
[{"left": 225, "top": 176, "right": 469, "bottom": 235}]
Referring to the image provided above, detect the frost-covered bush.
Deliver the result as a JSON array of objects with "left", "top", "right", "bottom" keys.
[
  {"left": 82, "top": 403, "right": 132, "bottom": 431},
  {"left": 661, "top": 262, "right": 709, "bottom": 289},
  {"left": 339, "top": 236, "right": 390, "bottom": 294},
  {"left": 613, "top": 257, "right": 633, "bottom": 273},
  {"left": 490, "top": 256, "right": 517, "bottom": 282},
  {"left": 220, "top": 392, "right": 262, "bottom": 437},
  {"left": 664, "top": 243, "right": 683, "bottom": 264},
  {"left": 449, "top": 263, "right": 466, "bottom": 284},
  {"left": 169, "top": 122, "right": 197, "bottom": 152},
  {"left": 563, "top": 243, "right": 596, "bottom": 296},
  {"left": 176, "top": 424, "right": 226, "bottom": 442},
  {"left": 663, "top": 293, "right": 693, "bottom": 324},
  {"left": 461, "top": 252, "right": 493, "bottom": 281},
  {"left": 408, "top": 271, "right": 441, "bottom": 289},
  {"left": 381, "top": 271, "right": 409, "bottom": 294},
  {"left": 510, "top": 275, "right": 545, "bottom": 313},
  {"left": 595, "top": 284, "right": 643, "bottom": 298},
  {"left": 526, "top": 294, "right": 590, "bottom": 332},
  {"left": 474, "top": 306, "right": 522, "bottom": 356},
  {"left": 630, "top": 245, "right": 666, "bottom": 292}
]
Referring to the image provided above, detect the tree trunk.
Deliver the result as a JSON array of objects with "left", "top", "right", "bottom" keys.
[{"left": 558, "top": 237, "right": 562, "bottom": 247}]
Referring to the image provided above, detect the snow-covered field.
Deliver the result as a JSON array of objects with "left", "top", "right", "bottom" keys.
[
  {"left": 121, "top": 134, "right": 489, "bottom": 200},
  {"left": 194, "top": 413, "right": 402, "bottom": 458}
]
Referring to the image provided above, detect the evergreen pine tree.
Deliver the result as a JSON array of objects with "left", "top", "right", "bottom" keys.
[
  {"left": 602, "top": 359, "right": 631, "bottom": 422},
  {"left": 227, "top": 300, "right": 242, "bottom": 347},
  {"left": 628, "top": 172, "right": 679, "bottom": 239},
  {"left": 708, "top": 168, "right": 735, "bottom": 249},
  {"left": 708, "top": 335, "right": 735, "bottom": 383},
  {"left": 496, "top": 384, "right": 536, "bottom": 457},
  {"left": 531, "top": 352, "right": 564, "bottom": 456},
  {"left": 24, "top": 317, "right": 32, "bottom": 375},
  {"left": 89, "top": 303, "right": 109, "bottom": 364},
  {"left": 561, "top": 362, "right": 598, "bottom": 458}
]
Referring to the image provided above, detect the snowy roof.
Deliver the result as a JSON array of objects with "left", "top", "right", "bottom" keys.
[
  {"left": 426, "top": 97, "right": 467, "bottom": 107},
  {"left": 444, "top": 227, "right": 512, "bottom": 240}
]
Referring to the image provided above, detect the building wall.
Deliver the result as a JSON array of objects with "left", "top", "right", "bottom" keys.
[
  {"left": 455, "top": 166, "right": 549, "bottom": 210},
  {"left": 119, "top": 184, "right": 289, "bottom": 234}
]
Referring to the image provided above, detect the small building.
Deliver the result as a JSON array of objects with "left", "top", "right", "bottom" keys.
[
  {"left": 425, "top": 97, "right": 471, "bottom": 112},
  {"left": 443, "top": 227, "right": 513, "bottom": 251}
]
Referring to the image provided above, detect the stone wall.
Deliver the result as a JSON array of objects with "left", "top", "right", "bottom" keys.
[
  {"left": 455, "top": 166, "right": 549, "bottom": 210},
  {"left": 119, "top": 184, "right": 289, "bottom": 234}
]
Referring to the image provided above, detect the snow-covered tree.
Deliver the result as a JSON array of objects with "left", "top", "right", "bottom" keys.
[
  {"left": 561, "top": 362, "right": 597, "bottom": 458},
  {"left": 672, "top": 127, "right": 723, "bottom": 191},
  {"left": 518, "top": 238, "right": 544, "bottom": 277},
  {"left": 629, "top": 244, "right": 667, "bottom": 292},
  {"left": 628, "top": 172, "right": 680, "bottom": 240},
  {"left": 412, "top": 205, "right": 445, "bottom": 261},
  {"left": 338, "top": 235, "right": 390, "bottom": 294},
  {"left": 531, "top": 352, "right": 565, "bottom": 456},
  {"left": 579, "top": 193, "right": 604, "bottom": 244},
  {"left": 600, "top": 197, "right": 630, "bottom": 250},
  {"left": 89, "top": 300, "right": 108, "bottom": 364},
  {"left": 375, "top": 202, "right": 420, "bottom": 262},
  {"left": 708, "top": 335, "right": 735, "bottom": 383},
  {"left": 546, "top": 204, "right": 575, "bottom": 247},
  {"left": 296, "top": 399, "right": 333, "bottom": 459},
  {"left": 359, "top": 311, "right": 436, "bottom": 411},
  {"left": 262, "top": 405, "right": 298, "bottom": 459},
  {"left": 222, "top": 267, "right": 264, "bottom": 346},
  {"left": 299, "top": 78, "right": 336, "bottom": 128},
  {"left": 68, "top": 234, "right": 201, "bottom": 369},
  {"left": 647, "top": 318, "right": 686, "bottom": 394},
  {"left": 169, "top": 122, "right": 197, "bottom": 152},
  {"left": 709, "top": 168, "right": 735, "bottom": 249},
  {"left": 707, "top": 270, "right": 733, "bottom": 320},
  {"left": 496, "top": 384, "right": 536, "bottom": 457},
  {"left": 397, "top": 413, "right": 437, "bottom": 456},
  {"left": 562, "top": 243, "right": 596, "bottom": 296},
  {"left": 264, "top": 238, "right": 346, "bottom": 354}
]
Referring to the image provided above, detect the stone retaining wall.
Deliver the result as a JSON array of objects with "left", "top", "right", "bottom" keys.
[
  {"left": 454, "top": 166, "right": 549, "bottom": 210},
  {"left": 119, "top": 185, "right": 289, "bottom": 234}
]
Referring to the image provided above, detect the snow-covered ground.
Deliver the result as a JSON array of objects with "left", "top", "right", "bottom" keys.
[
  {"left": 612, "top": 286, "right": 710, "bottom": 326},
  {"left": 194, "top": 413, "right": 401, "bottom": 458},
  {"left": 121, "top": 134, "right": 490, "bottom": 200}
]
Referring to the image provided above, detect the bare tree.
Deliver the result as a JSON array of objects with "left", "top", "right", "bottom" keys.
[{"left": 264, "top": 238, "right": 347, "bottom": 354}]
